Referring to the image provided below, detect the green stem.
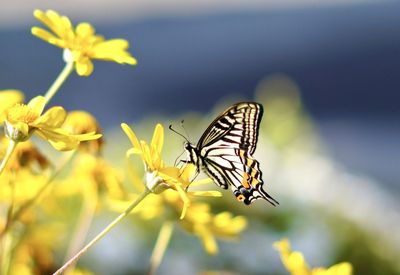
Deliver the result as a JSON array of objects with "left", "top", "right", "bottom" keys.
[
  {"left": 0, "top": 176, "right": 16, "bottom": 275},
  {"left": 148, "top": 221, "right": 174, "bottom": 275},
  {"left": 53, "top": 188, "right": 152, "bottom": 275},
  {"left": 44, "top": 60, "right": 74, "bottom": 105},
  {"left": 63, "top": 191, "right": 97, "bottom": 275},
  {"left": 0, "top": 140, "right": 18, "bottom": 176},
  {"left": 0, "top": 232, "right": 13, "bottom": 275}
]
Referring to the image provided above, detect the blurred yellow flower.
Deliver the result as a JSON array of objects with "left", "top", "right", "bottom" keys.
[
  {"left": 274, "top": 239, "right": 353, "bottom": 275},
  {"left": 4, "top": 96, "right": 101, "bottom": 150},
  {"left": 8, "top": 223, "right": 63, "bottom": 275},
  {"left": 58, "top": 153, "right": 125, "bottom": 205},
  {"left": 63, "top": 110, "right": 104, "bottom": 154},
  {"left": 181, "top": 206, "right": 247, "bottom": 255},
  {"left": 4, "top": 138, "right": 50, "bottom": 171},
  {"left": 0, "top": 89, "right": 24, "bottom": 124},
  {"left": 0, "top": 169, "right": 47, "bottom": 204},
  {"left": 31, "top": 9, "right": 137, "bottom": 76}
]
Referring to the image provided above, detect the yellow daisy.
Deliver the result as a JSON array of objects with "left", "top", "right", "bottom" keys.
[
  {"left": 31, "top": 9, "right": 137, "bottom": 76},
  {"left": 62, "top": 110, "right": 104, "bottom": 154},
  {"left": 4, "top": 96, "right": 101, "bottom": 151},
  {"left": 121, "top": 123, "right": 220, "bottom": 219}
]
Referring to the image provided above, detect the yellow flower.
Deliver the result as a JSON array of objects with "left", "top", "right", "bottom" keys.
[
  {"left": 0, "top": 169, "right": 47, "bottom": 204},
  {"left": 121, "top": 123, "right": 175, "bottom": 190},
  {"left": 31, "top": 9, "right": 137, "bottom": 76},
  {"left": 181, "top": 206, "right": 247, "bottom": 255},
  {"left": 112, "top": 123, "right": 244, "bottom": 255},
  {"left": 8, "top": 223, "right": 63, "bottom": 275},
  {"left": 0, "top": 89, "right": 24, "bottom": 124},
  {"left": 121, "top": 123, "right": 220, "bottom": 218},
  {"left": 274, "top": 239, "right": 353, "bottom": 275},
  {"left": 4, "top": 96, "right": 101, "bottom": 150},
  {"left": 0, "top": 137, "right": 50, "bottom": 172},
  {"left": 57, "top": 153, "right": 125, "bottom": 207},
  {"left": 63, "top": 110, "right": 104, "bottom": 154}
]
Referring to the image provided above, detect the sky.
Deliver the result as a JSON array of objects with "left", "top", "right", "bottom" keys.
[{"left": 0, "top": 0, "right": 382, "bottom": 28}]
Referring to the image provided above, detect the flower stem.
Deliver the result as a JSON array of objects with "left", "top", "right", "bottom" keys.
[
  {"left": 0, "top": 140, "right": 18, "bottom": 176},
  {"left": 53, "top": 188, "right": 152, "bottom": 275},
  {"left": 44, "top": 60, "right": 74, "bottom": 105},
  {"left": 148, "top": 221, "right": 174, "bottom": 275},
  {"left": 63, "top": 190, "right": 98, "bottom": 274}
]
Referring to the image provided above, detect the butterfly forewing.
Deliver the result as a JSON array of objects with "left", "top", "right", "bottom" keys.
[{"left": 198, "top": 102, "right": 263, "bottom": 155}]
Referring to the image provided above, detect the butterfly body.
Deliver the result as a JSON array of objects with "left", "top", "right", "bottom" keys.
[{"left": 184, "top": 102, "right": 278, "bottom": 206}]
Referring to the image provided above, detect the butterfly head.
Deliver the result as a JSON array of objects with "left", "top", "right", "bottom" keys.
[{"left": 184, "top": 141, "right": 199, "bottom": 165}]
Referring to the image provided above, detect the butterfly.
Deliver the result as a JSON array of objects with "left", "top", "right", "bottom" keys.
[{"left": 183, "top": 102, "right": 278, "bottom": 206}]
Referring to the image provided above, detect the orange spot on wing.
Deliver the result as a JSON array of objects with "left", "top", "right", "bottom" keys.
[
  {"left": 237, "top": 194, "right": 245, "bottom": 202},
  {"left": 242, "top": 172, "right": 250, "bottom": 188}
]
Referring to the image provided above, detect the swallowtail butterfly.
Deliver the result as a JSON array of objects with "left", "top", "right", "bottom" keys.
[{"left": 183, "top": 102, "right": 278, "bottom": 205}]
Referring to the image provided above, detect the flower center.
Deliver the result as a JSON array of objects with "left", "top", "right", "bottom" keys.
[{"left": 6, "top": 104, "right": 39, "bottom": 124}]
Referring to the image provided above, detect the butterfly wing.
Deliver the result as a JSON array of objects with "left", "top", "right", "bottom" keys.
[
  {"left": 202, "top": 146, "right": 278, "bottom": 205},
  {"left": 196, "top": 102, "right": 278, "bottom": 205},
  {"left": 197, "top": 102, "right": 263, "bottom": 155}
]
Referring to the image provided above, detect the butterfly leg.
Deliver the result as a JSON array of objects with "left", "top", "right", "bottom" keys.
[{"left": 184, "top": 168, "right": 200, "bottom": 191}]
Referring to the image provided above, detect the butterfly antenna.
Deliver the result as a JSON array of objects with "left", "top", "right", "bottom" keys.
[
  {"left": 180, "top": 120, "right": 191, "bottom": 143},
  {"left": 169, "top": 124, "right": 189, "bottom": 142}
]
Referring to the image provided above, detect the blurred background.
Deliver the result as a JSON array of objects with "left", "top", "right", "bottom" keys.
[{"left": 1, "top": 0, "right": 399, "bottom": 274}]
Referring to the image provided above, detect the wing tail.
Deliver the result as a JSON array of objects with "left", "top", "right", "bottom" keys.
[{"left": 255, "top": 183, "right": 279, "bottom": 206}]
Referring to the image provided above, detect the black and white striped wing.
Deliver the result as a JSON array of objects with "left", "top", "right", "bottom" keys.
[{"left": 197, "top": 102, "right": 263, "bottom": 155}]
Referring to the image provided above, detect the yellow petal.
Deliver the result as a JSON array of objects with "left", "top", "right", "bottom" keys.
[
  {"left": 158, "top": 166, "right": 180, "bottom": 180},
  {"left": 75, "top": 57, "right": 94, "bottom": 76},
  {"left": 46, "top": 10, "right": 73, "bottom": 39},
  {"left": 31, "top": 27, "right": 59, "bottom": 45},
  {"left": 91, "top": 39, "right": 137, "bottom": 65},
  {"left": 27, "top": 96, "right": 46, "bottom": 115},
  {"left": 34, "top": 128, "right": 101, "bottom": 151},
  {"left": 179, "top": 163, "right": 196, "bottom": 181},
  {"left": 126, "top": 147, "right": 142, "bottom": 157},
  {"left": 189, "top": 177, "right": 213, "bottom": 187},
  {"left": 35, "top": 128, "right": 80, "bottom": 151},
  {"left": 318, "top": 262, "right": 353, "bottom": 275},
  {"left": 195, "top": 225, "right": 218, "bottom": 255},
  {"left": 33, "top": 9, "right": 53, "bottom": 30},
  {"left": 33, "top": 106, "right": 67, "bottom": 128},
  {"left": 175, "top": 184, "right": 190, "bottom": 219},
  {"left": 76, "top": 23, "right": 95, "bottom": 38},
  {"left": 287, "top": 252, "right": 310, "bottom": 274},
  {"left": 274, "top": 239, "right": 290, "bottom": 253},
  {"left": 151, "top": 124, "right": 164, "bottom": 156},
  {"left": 121, "top": 123, "right": 142, "bottom": 152},
  {"left": 93, "top": 39, "right": 129, "bottom": 51},
  {"left": 0, "top": 90, "right": 24, "bottom": 123}
]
